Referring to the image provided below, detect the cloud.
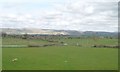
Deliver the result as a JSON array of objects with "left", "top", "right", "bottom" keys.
[{"left": 0, "top": 0, "right": 118, "bottom": 32}]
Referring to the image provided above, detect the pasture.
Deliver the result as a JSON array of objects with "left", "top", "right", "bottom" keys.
[{"left": 2, "top": 36, "right": 118, "bottom": 70}]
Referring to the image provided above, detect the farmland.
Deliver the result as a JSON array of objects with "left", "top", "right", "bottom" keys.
[{"left": 2, "top": 35, "right": 118, "bottom": 70}]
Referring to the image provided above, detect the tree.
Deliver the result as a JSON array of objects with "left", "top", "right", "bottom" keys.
[
  {"left": 22, "top": 33, "right": 28, "bottom": 39},
  {"left": 1, "top": 32, "right": 7, "bottom": 37}
]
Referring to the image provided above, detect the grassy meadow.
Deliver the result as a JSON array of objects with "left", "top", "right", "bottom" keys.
[{"left": 2, "top": 36, "right": 118, "bottom": 70}]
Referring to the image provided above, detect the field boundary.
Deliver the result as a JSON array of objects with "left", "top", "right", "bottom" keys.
[{"left": 1, "top": 70, "right": 118, "bottom": 72}]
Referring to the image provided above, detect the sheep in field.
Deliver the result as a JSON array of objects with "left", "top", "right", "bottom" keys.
[
  {"left": 12, "top": 58, "right": 18, "bottom": 62},
  {"left": 63, "top": 43, "right": 68, "bottom": 46}
]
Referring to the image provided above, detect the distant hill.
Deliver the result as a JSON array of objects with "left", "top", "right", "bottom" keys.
[
  {"left": 1, "top": 28, "right": 118, "bottom": 37},
  {"left": 1, "top": 28, "right": 69, "bottom": 35},
  {"left": 83, "top": 31, "right": 118, "bottom": 37}
]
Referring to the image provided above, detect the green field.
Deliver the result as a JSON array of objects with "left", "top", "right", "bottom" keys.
[{"left": 2, "top": 37, "right": 118, "bottom": 70}]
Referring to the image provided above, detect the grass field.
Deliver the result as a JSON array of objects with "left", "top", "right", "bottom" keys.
[{"left": 2, "top": 37, "right": 118, "bottom": 70}]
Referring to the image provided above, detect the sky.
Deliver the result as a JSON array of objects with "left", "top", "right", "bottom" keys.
[{"left": 0, "top": 0, "right": 119, "bottom": 32}]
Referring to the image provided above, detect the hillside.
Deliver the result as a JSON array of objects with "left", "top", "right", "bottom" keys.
[{"left": 1, "top": 28, "right": 118, "bottom": 37}]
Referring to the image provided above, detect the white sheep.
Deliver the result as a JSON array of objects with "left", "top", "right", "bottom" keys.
[
  {"left": 63, "top": 43, "right": 68, "bottom": 46},
  {"left": 12, "top": 58, "right": 18, "bottom": 62},
  {"left": 76, "top": 43, "right": 79, "bottom": 46}
]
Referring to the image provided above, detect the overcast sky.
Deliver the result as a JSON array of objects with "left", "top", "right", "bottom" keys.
[{"left": 0, "top": 0, "right": 119, "bottom": 32}]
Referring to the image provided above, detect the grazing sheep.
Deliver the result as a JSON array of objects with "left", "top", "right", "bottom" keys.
[
  {"left": 76, "top": 43, "right": 81, "bottom": 46},
  {"left": 12, "top": 58, "right": 18, "bottom": 62},
  {"left": 76, "top": 43, "right": 79, "bottom": 46},
  {"left": 63, "top": 43, "right": 68, "bottom": 46}
]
